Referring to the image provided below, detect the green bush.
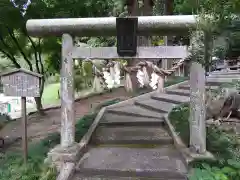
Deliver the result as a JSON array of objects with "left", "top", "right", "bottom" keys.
[
  {"left": 0, "top": 99, "right": 120, "bottom": 180},
  {"left": 168, "top": 103, "right": 240, "bottom": 180}
]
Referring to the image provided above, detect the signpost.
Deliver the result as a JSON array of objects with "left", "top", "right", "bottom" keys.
[{"left": 0, "top": 68, "right": 42, "bottom": 163}]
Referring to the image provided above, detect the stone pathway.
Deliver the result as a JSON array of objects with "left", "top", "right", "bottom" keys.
[{"left": 72, "top": 73, "right": 240, "bottom": 180}]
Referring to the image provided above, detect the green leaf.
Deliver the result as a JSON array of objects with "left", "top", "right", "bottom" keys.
[
  {"left": 227, "top": 159, "right": 240, "bottom": 169},
  {"left": 221, "top": 166, "right": 235, "bottom": 174}
]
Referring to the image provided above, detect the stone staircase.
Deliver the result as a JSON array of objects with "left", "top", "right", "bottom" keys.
[{"left": 71, "top": 74, "right": 240, "bottom": 180}]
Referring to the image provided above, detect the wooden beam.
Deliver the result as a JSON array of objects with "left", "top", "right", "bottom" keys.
[{"left": 71, "top": 46, "right": 189, "bottom": 59}]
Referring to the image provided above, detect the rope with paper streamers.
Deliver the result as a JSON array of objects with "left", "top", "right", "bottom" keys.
[
  {"left": 102, "top": 61, "right": 121, "bottom": 89},
  {"left": 83, "top": 59, "right": 108, "bottom": 92},
  {"left": 87, "top": 57, "right": 186, "bottom": 93},
  {"left": 122, "top": 58, "right": 186, "bottom": 92}
]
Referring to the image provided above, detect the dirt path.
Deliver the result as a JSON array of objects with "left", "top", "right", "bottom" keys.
[{"left": 0, "top": 88, "right": 130, "bottom": 150}]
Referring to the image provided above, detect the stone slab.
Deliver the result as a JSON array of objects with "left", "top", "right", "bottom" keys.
[
  {"left": 165, "top": 89, "right": 190, "bottom": 96},
  {"left": 72, "top": 173, "right": 187, "bottom": 180},
  {"left": 92, "top": 126, "right": 172, "bottom": 145},
  {"left": 208, "top": 74, "right": 240, "bottom": 78},
  {"left": 206, "top": 77, "right": 238, "bottom": 83},
  {"left": 151, "top": 93, "right": 190, "bottom": 104},
  {"left": 135, "top": 99, "right": 178, "bottom": 113},
  {"left": 179, "top": 77, "right": 238, "bottom": 87},
  {"left": 210, "top": 70, "right": 240, "bottom": 75},
  {"left": 76, "top": 146, "right": 187, "bottom": 178},
  {"left": 178, "top": 84, "right": 219, "bottom": 90},
  {"left": 106, "top": 105, "right": 163, "bottom": 118},
  {"left": 100, "top": 113, "right": 164, "bottom": 126}
]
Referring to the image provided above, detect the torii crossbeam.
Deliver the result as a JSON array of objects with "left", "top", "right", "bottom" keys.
[{"left": 26, "top": 15, "right": 197, "bottom": 37}]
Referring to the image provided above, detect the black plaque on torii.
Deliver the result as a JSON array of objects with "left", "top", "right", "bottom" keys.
[{"left": 116, "top": 17, "right": 138, "bottom": 57}]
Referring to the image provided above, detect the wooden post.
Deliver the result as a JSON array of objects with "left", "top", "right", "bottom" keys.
[
  {"left": 162, "top": 60, "right": 168, "bottom": 81},
  {"left": 61, "top": 34, "right": 75, "bottom": 148},
  {"left": 21, "top": 97, "right": 28, "bottom": 164},
  {"left": 189, "top": 62, "right": 206, "bottom": 154},
  {"left": 182, "top": 64, "right": 185, "bottom": 77},
  {"left": 178, "top": 66, "right": 181, "bottom": 76},
  {"left": 157, "top": 75, "right": 164, "bottom": 92}
]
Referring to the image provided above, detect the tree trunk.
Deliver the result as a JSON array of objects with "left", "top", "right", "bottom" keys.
[
  {"left": 125, "top": 0, "right": 154, "bottom": 92},
  {"left": 34, "top": 77, "right": 45, "bottom": 115},
  {"left": 203, "top": 32, "right": 213, "bottom": 73},
  {"left": 164, "top": 0, "right": 174, "bottom": 69}
]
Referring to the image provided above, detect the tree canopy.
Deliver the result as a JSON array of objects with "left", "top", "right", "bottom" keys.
[{"left": 0, "top": 0, "right": 240, "bottom": 111}]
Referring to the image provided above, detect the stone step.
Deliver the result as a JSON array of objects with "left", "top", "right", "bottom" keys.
[
  {"left": 178, "top": 78, "right": 237, "bottom": 88},
  {"left": 106, "top": 105, "right": 163, "bottom": 119},
  {"left": 135, "top": 99, "right": 178, "bottom": 113},
  {"left": 72, "top": 173, "right": 186, "bottom": 180},
  {"left": 100, "top": 113, "right": 164, "bottom": 126},
  {"left": 207, "top": 77, "right": 237, "bottom": 85},
  {"left": 177, "top": 84, "right": 190, "bottom": 90},
  {"left": 210, "top": 70, "right": 240, "bottom": 75},
  {"left": 165, "top": 89, "right": 190, "bottom": 96},
  {"left": 151, "top": 93, "right": 189, "bottom": 104},
  {"left": 208, "top": 74, "right": 240, "bottom": 78},
  {"left": 91, "top": 126, "right": 173, "bottom": 145},
  {"left": 178, "top": 84, "right": 219, "bottom": 90},
  {"left": 76, "top": 146, "right": 187, "bottom": 179}
]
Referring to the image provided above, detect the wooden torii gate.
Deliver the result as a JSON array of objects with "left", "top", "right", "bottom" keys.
[{"left": 26, "top": 15, "right": 207, "bottom": 157}]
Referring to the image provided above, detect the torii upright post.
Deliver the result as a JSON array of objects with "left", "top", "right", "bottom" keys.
[{"left": 60, "top": 34, "right": 75, "bottom": 148}]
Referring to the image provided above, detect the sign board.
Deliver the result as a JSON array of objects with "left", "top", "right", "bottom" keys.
[
  {"left": 116, "top": 17, "right": 138, "bottom": 57},
  {"left": 0, "top": 69, "right": 42, "bottom": 97},
  {"left": 0, "top": 68, "right": 42, "bottom": 164}
]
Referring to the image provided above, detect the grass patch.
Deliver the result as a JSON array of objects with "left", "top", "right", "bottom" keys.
[
  {"left": 164, "top": 76, "right": 188, "bottom": 87},
  {"left": 42, "top": 83, "right": 60, "bottom": 105},
  {"left": 168, "top": 103, "right": 240, "bottom": 180},
  {"left": 0, "top": 99, "right": 120, "bottom": 180}
]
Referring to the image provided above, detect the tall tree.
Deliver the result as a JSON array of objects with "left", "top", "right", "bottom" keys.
[
  {"left": 0, "top": 0, "right": 119, "bottom": 114},
  {"left": 0, "top": 0, "right": 47, "bottom": 113}
]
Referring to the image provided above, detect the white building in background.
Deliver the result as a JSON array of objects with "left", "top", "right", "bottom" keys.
[{"left": 0, "top": 94, "right": 36, "bottom": 119}]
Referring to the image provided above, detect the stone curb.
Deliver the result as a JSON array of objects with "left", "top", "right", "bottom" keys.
[
  {"left": 163, "top": 114, "right": 214, "bottom": 166},
  {"left": 55, "top": 107, "right": 107, "bottom": 180}
]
